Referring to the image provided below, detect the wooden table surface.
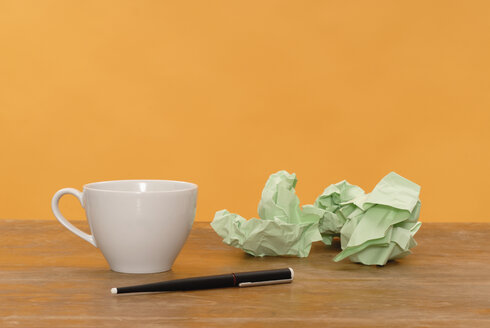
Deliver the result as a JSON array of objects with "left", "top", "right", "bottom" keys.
[{"left": 0, "top": 220, "right": 489, "bottom": 327}]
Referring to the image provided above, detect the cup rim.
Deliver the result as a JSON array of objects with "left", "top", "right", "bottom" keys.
[{"left": 83, "top": 179, "right": 198, "bottom": 193}]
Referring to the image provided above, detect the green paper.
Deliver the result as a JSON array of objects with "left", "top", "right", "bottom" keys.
[
  {"left": 210, "top": 170, "right": 422, "bottom": 265},
  {"left": 333, "top": 172, "right": 422, "bottom": 265},
  {"left": 211, "top": 210, "right": 321, "bottom": 257},
  {"left": 315, "top": 180, "right": 365, "bottom": 212},
  {"left": 257, "top": 171, "right": 321, "bottom": 224},
  {"left": 313, "top": 181, "right": 365, "bottom": 245},
  {"left": 211, "top": 171, "right": 322, "bottom": 257}
]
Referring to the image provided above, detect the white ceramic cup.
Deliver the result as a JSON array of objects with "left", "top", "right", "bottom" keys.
[{"left": 51, "top": 180, "right": 198, "bottom": 274}]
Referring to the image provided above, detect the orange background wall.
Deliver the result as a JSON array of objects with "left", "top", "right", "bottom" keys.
[{"left": 1, "top": 1, "right": 489, "bottom": 223}]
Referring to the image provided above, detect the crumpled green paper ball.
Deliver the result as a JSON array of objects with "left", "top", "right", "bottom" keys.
[
  {"left": 212, "top": 171, "right": 323, "bottom": 257},
  {"left": 210, "top": 170, "right": 422, "bottom": 265},
  {"left": 333, "top": 172, "right": 422, "bottom": 265},
  {"left": 312, "top": 180, "right": 365, "bottom": 245}
]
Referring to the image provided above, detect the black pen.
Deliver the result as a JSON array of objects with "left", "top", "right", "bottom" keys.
[{"left": 111, "top": 267, "right": 294, "bottom": 294}]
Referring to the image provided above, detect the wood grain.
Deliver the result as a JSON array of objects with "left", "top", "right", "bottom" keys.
[{"left": 0, "top": 220, "right": 489, "bottom": 327}]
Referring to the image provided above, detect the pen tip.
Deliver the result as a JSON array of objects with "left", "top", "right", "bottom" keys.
[
  {"left": 111, "top": 288, "right": 118, "bottom": 294},
  {"left": 288, "top": 267, "right": 294, "bottom": 280}
]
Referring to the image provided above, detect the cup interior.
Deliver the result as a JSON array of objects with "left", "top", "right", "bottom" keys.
[{"left": 84, "top": 180, "right": 197, "bottom": 193}]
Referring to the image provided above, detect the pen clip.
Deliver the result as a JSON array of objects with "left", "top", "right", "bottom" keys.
[{"left": 238, "top": 278, "right": 293, "bottom": 287}]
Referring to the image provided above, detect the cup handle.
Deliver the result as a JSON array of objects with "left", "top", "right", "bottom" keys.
[{"left": 51, "top": 188, "right": 96, "bottom": 247}]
